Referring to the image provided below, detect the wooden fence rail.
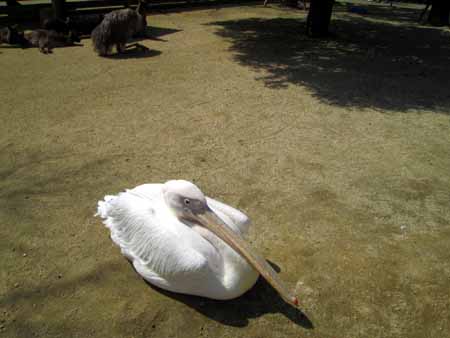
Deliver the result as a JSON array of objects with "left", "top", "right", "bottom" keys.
[{"left": 0, "top": 0, "right": 250, "bottom": 18}]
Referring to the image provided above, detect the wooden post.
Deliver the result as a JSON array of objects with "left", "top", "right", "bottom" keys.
[
  {"left": 428, "top": 0, "right": 450, "bottom": 26},
  {"left": 419, "top": 0, "right": 432, "bottom": 23},
  {"left": 306, "top": 0, "right": 334, "bottom": 37},
  {"left": 52, "top": 0, "right": 66, "bottom": 20},
  {"left": 6, "top": 0, "right": 20, "bottom": 20}
]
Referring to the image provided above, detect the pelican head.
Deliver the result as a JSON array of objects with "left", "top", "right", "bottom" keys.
[
  {"left": 162, "top": 180, "right": 299, "bottom": 307},
  {"left": 163, "top": 180, "right": 208, "bottom": 220}
]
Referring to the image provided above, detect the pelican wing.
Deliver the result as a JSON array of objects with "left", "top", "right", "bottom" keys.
[{"left": 96, "top": 184, "right": 208, "bottom": 277}]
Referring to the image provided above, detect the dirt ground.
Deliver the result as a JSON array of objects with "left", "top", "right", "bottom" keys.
[{"left": 1, "top": 2, "right": 450, "bottom": 338}]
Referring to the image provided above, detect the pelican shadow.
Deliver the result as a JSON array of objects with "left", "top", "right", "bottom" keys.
[{"left": 140, "top": 260, "right": 313, "bottom": 329}]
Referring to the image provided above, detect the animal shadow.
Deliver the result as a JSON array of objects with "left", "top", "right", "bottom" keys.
[
  {"left": 144, "top": 26, "right": 182, "bottom": 42},
  {"left": 107, "top": 46, "right": 161, "bottom": 59},
  {"left": 142, "top": 260, "right": 314, "bottom": 329}
]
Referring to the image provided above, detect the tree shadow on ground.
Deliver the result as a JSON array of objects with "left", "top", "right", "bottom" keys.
[
  {"left": 0, "top": 261, "right": 124, "bottom": 338},
  {"left": 143, "top": 260, "right": 313, "bottom": 329},
  {"left": 0, "top": 145, "right": 118, "bottom": 223},
  {"left": 343, "top": 2, "right": 426, "bottom": 24},
  {"left": 209, "top": 8, "right": 450, "bottom": 113}
]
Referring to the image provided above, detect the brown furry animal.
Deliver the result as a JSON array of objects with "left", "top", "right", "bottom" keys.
[
  {"left": 91, "top": 0, "right": 148, "bottom": 56},
  {"left": 0, "top": 25, "right": 27, "bottom": 46},
  {"left": 40, "top": 6, "right": 104, "bottom": 36},
  {"left": 23, "top": 29, "right": 80, "bottom": 54},
  {"left": 67, "top": 14, "right": 105, "bottom": 36}
]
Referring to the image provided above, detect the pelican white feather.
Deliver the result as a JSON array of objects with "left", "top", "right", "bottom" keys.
[{"left": 96, "top": 180, "right": 298, "bottom": 306}]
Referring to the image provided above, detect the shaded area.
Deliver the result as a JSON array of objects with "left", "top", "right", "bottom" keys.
[
  {"left": 1, "top": 260, "right": 123, "bottom": 306},
  {"left": 210, "top": 8, "right": 450, "bottom": 112},
  {"left": 346, "top": 2, "right": 426, "bottom": 24},
  {"left": 101, "top": 24, "right": 181, "bottom": 58},
  {"left": 0, "top": 149, "right": 113, "bottom": 215},
  {"left": 144, "top": 263, "right": 313, "bottom": 329},
  {"left": 0, "top": 261, "right": 128, "bottom": 338},
  {"left": 106, "top": 46, "right": 162, "bottom": 59},
  {"left": 146, "top": 25, "right": 182, "bottom": 40}
]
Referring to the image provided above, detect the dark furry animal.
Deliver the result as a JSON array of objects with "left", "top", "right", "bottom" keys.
[
  {"left": 39, "top": 7, "right": 54, "bottom": 27},
  {"left": 23, "top": 29, "right": 80, "bottom": 54},
  {"left": 1, "top": 25, "right": 75, "bottom": 53},
  {"left": 40, "top": 6, "right": 104, "bottom": 36},
  {"left": 0, "top": 25, "right": 27, "bottom": 46},
  {"left": 91, "top": 0, "right": 147, "bottom": 56},
  {"left": 42, "top": 18, "right": 71, "bottom": 34},
  {"left": 67, "top": 14, "right": 105, "bottom": 36},
  {"left": 42, "top": 18, "right": 81, "bottom": 44},
  {"left": 0, "top": 26, "right": 15, "bottom": 44}
]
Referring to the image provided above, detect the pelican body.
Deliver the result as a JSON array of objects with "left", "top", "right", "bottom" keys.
[{"left": 96, "top": 180, "right": 298, "bottom": 306}]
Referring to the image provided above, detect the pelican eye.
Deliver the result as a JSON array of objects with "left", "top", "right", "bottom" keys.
[{"left": 184, "top": 198, "right": 190, "bottom": 205}]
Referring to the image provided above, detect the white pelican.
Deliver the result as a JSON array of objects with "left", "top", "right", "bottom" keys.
[{"left": 96, "top": 180, "right": 298, "bottom": 307}]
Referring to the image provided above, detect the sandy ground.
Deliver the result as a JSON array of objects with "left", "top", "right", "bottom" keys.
[{"left": 1, "top": 3, "right": 450, "bottom": 338}]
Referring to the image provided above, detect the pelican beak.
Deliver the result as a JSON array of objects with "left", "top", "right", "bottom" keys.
[{"left": 195, "top": 208, "right": 299, "bottom": 308}]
